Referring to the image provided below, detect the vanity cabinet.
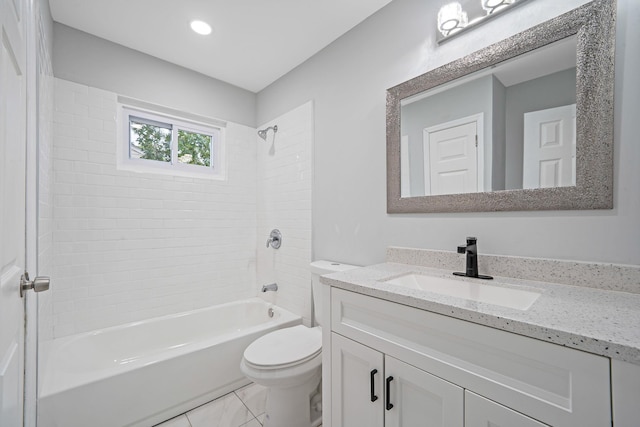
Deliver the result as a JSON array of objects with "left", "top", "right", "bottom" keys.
[
  {"left": 465, "top": 392, "right": 547, "bottom": 427},
  {"left": 328, "top": 288, "right": 611, "bottom": 427},
  {"left": 331, "top": 332, "right": 463, "bottom": 427}
]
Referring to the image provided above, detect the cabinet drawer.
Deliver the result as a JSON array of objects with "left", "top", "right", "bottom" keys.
[{"left": 331, "top": 288, "right": 611, "bottom": 427}]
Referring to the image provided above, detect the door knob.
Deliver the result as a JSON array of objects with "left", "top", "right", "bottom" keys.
[{"left": 20, "top": 272, "right": 50, "bottom": 297}]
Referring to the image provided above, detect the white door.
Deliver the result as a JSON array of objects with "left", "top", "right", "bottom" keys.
[
  {"left": 1, "top": 0, "right": 27, "bottom": 424},
  {"left": 523, "top": 104, "right": 576, "bottom": 189},
  {"left": 465, "top": 391, "right": 549, "bottom": 427},
  {"left": 385, "top": 356, "right": 464, "bottom": 427},
  {"left": 331, "top": 333, "right": 384, "bottom": 427},
  {"left": 425, "top": 121, "right": 478, "bottom": 195}
]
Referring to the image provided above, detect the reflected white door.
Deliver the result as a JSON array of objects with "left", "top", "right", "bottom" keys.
[
  {"left": 1, "top": 0, "right": 27, "bottom": 424},
  {"left": 425, "top": 121, "right": 478, "bottom": 195},
  {"left": 523, "top": 104, "right": 576, "bottom": 189}
]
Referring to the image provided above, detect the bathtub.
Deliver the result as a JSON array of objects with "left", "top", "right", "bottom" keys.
[{"left": 38, "top": 298, "right": 301, "bottom": 427}]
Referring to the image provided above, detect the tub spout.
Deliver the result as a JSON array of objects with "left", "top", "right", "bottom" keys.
[{"left": 261, "top": 283, "right": 278, "bottom": 292}]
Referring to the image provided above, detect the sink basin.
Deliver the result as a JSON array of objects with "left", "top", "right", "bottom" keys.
[{"left": 385, "top": 274, "right": 541, "bottom": 310}]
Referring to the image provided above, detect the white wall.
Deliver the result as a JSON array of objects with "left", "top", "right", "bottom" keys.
[
  {"left": 256, "top": 0, "right": 640, "bottom": 266},
  {"left": 53, "top": 23, "right": 256, "bottom": 127},
  {"left": 256, "top": 102, "right": 313, "bottom": 325},
  {"left": 49, "top": 78, "right": 258, "bottom": 337}
]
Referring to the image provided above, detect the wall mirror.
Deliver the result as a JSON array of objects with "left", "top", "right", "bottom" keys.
[{"left": 387, "top": 0, "right": 615, "bottom": 213}]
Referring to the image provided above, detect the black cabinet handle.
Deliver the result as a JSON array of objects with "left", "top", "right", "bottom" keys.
[
  {"left": 370, "top": 369, "right": 378, "bottom": 402},
  {"left": 386, "top": 376, "right": 394, "bottom": 410}
]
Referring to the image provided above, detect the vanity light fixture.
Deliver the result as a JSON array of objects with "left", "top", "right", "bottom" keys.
[
  {"left": 481, "top": 0, "right": 515, "bottom": 15},
  {"left": 437, "top": 3, "right": 469, "bottom": 37},
  {"left": 190, "top": 20, "right": 212, "bottom": 36},
  {"left": 436, "top": 0, "right": 527, "bottom": 43}
]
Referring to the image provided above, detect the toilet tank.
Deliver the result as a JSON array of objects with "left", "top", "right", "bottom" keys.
[{"left": 310, "top": 260, "right": 359, "bottom": 326}]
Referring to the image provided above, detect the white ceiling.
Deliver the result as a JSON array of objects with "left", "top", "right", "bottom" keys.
[{"left": 49, "top": 0, "right": 393, "bottom": 93}]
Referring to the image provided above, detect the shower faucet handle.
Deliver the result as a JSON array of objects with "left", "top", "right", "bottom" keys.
[{"left": 266, "top": 229, "right": 282, "bottom": 249}]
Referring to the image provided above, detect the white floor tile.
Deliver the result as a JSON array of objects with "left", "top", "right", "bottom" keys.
[
  {"left": 239, "top": 419, "right": 261, "bottom": 427},
  {"left": 186, "top": 392, "right": 254, "bottom": 427},
  {"left": 235, "top": 383, "right": 268, "bottom": 417},
  {"left": 154, "top": 414, "right": 191, "bottom": 427}
]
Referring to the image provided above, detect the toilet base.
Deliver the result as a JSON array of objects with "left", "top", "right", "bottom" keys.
[{"left": 261, "top": 369, "right": 321, "bottom": 427}]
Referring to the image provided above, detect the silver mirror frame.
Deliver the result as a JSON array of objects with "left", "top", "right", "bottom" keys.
[{"left": 387, "top": 0, "right": 615, "bottom": 213}]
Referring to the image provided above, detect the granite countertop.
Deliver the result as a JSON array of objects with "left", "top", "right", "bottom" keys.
[{"left": 321, "top": 262, "right": 640, "bottom": 365}]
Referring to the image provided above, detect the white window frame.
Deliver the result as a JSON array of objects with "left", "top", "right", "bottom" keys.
[{"left": 118, "top": 106, "right": 226, "bottom": 180}]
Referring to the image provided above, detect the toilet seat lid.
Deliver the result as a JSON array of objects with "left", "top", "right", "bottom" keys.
[{"left": 244, "top": 325, "right": 322, "bottom": 368}]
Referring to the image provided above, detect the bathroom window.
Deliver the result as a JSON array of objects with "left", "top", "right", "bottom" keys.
[{"left": 120, "top": 107, "right": 225, "bottom": 179}]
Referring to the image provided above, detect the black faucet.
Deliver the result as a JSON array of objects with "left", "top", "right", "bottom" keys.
[{"left": 453, "top": 237, "right": 493, "bottom": 280}]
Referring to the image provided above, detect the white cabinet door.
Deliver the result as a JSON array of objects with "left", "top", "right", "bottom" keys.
[
  {"left": 385, "top": 356, "right": 463, "bottom": 427},
  {"left": 331, "top": 333, "right": 384, "bottom": 427},
  {"left": 465, "top": 391, "right": 548, "bottom": 427},
  {"left": 612, "top": 359, "right": 640, "bottom": 427}
]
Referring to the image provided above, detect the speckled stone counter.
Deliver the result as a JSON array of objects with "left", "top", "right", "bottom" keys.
[{"left": 321, "top": 261, "right": 640, "bottom": 365}]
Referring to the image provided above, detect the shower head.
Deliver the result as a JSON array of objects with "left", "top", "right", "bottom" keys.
[{"left": 257, "top": 125, "right": 278, "bottom": 140}]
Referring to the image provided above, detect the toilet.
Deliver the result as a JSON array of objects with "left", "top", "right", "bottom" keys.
[{"left": 240, "top": 260, "right": 358, "bottom": 427}]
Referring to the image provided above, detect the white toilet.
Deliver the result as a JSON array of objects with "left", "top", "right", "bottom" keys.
[{"left": 240, "top": 260, "right": 357, "bottom": 427}]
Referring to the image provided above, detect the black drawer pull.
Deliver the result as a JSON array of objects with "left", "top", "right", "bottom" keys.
[
  {"left": 370, "top": 369, "right": 378, "bottom": 402},
  {"left": 386, "top": 376, "right": 394, "bottom": 410}
]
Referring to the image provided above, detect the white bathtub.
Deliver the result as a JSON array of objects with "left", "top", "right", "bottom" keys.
[{"left": 38, "top": 298, "right": 301, "bottom": 427}]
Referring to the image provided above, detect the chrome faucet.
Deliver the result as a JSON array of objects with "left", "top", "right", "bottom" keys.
[
  {"left": 261, "top": 283, "right": 278, "bottom": 292},
  {"left": 453, "top": 237, "right": 493, "bottom": 280}
]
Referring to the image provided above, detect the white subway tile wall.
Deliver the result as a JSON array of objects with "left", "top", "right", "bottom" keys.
[
  {"left": 48, "top": 78, "right": 259, "bottom": 338},
  {"left": 256, "top": 102, "right": 313, "bottom": 325},
  {"left": 37, "top": 3, "right": 55, "bottom": 342}
]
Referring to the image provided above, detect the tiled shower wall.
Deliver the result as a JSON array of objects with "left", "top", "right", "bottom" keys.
[
  {"left": 48, "top": 78, "right": 258, "bottom": 338},
  {"left": 36, "top": 0, "right": 54, "bottom": 342},
  {"left": 256, "top": 102, "right": 313, "bottom": 325}
]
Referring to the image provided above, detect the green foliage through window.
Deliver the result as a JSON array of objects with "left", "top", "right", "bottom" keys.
[
  {"left": 128, "top": 114, "right": 216, "bottom": 170},
  {"left": 178, "top": 130, "right": 212, "bottom": 167},
  {"left": 130, "top": 120, "right": 172, "bottom": 162}
]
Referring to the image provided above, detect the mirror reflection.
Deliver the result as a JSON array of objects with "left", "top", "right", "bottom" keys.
[{"left": 400, "top": 36, "right": 577, "bottom": 198}]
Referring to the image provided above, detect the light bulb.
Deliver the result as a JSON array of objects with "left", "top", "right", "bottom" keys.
[
  {"left": 481, "top": 0, "right": 515, "bottom": 15},
  {"left": 438, "top": 2, "right": 468, "bottom": 36}
]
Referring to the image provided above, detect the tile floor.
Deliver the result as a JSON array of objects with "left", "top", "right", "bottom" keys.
[{"left": 154, "top": 383, "right": 268, "bottom": 427}]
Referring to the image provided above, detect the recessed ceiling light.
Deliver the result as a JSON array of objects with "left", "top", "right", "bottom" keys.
[{"left": 190, "top": 20, "right": 212, "bottom": 36}]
